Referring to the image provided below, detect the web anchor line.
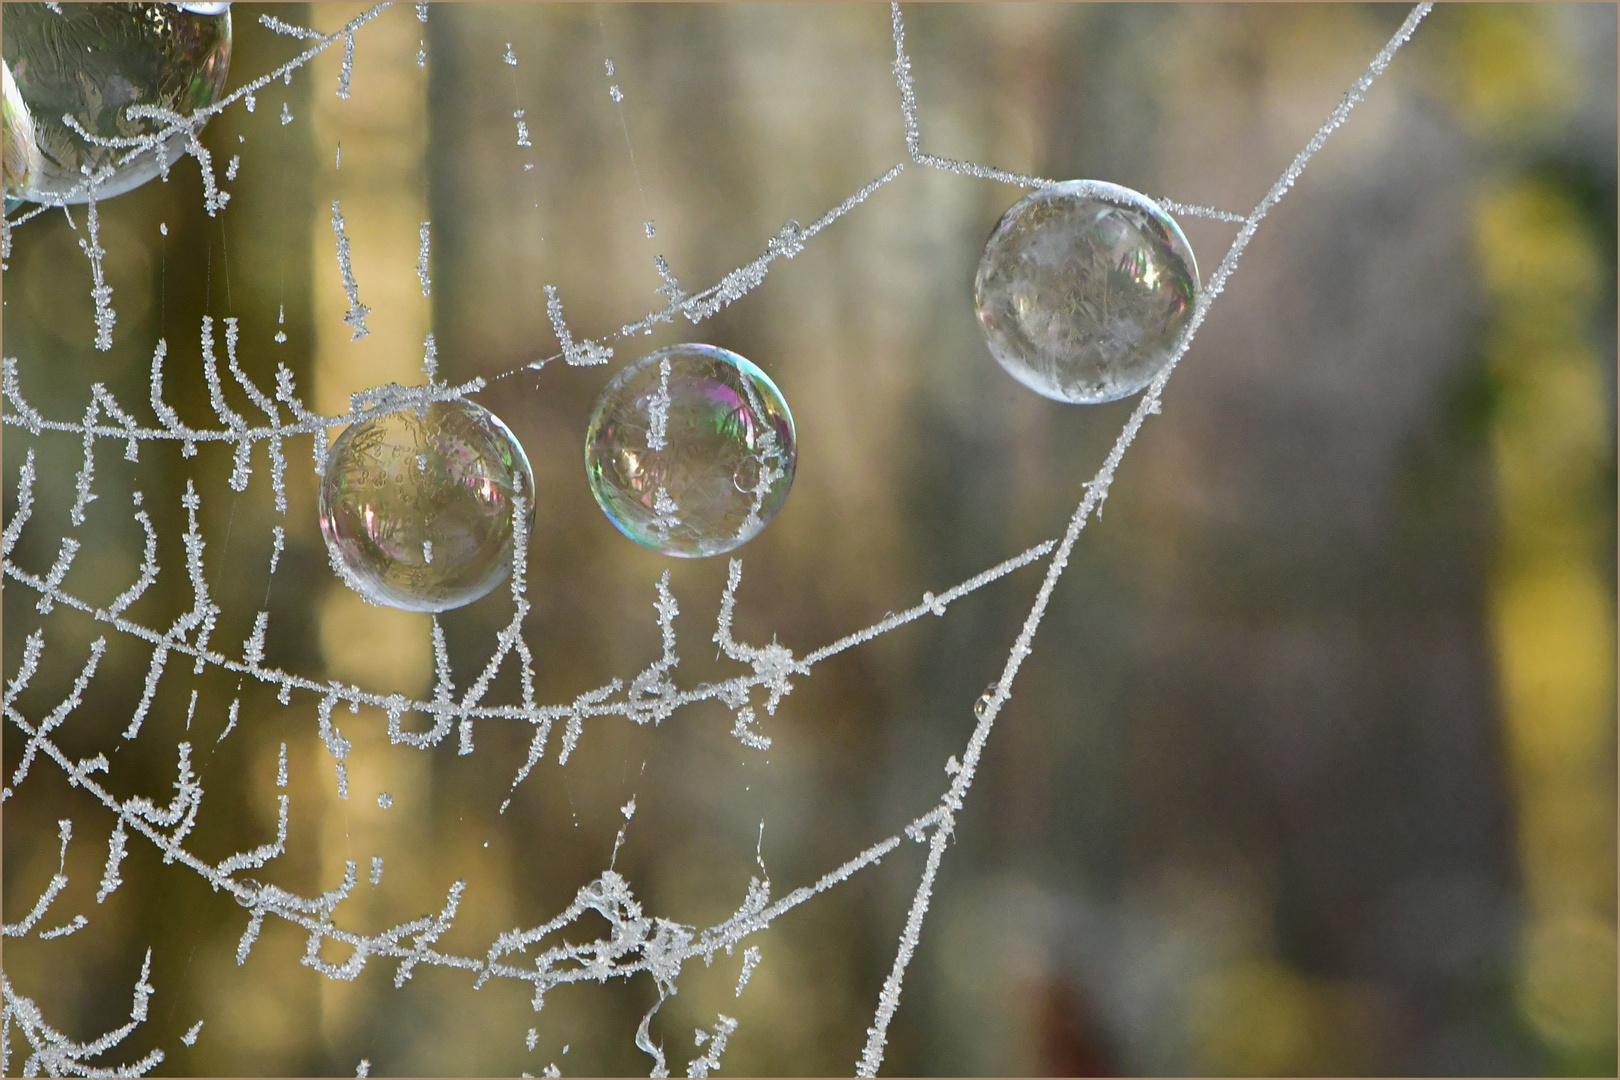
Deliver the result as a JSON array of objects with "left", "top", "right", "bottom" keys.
[{"left": 854, "top": 3, "right": 1435, "bottom": 1075}]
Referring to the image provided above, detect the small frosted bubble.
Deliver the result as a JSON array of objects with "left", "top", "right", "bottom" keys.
[
  {"left": 377, "top": 792, "right": 393, "bottom": 809},
  {"left": 280, "top": 101, "right": 292, "bottom": 125},
  {"left": 644, "top": 220, "right": 656, "bottom": 239},
  {"left": 608, "top": 84, "right": 623, "bottom": 103},
  {"left": 586, "top": 344, "right": 796, "bottom": 557},
  {"left": 319, "top": 400, "right": 535, "bottom": 612},
  {"left": 526, "top": 1029, "right": 538, "bottom": 1051},
  {"left": 502, "top": 43, "right": 517, "bottom": 65},
  {"left": 159, "top": 222, "right": 167, "bottom": 236},
  {"left": 974, "top": 180, "right": 1198, "bottom": 404}
]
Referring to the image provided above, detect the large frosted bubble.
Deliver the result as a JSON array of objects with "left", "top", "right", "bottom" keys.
[
  {"left": 974, "top": 179, "right": 1199, "bottom": 404},
  {"left": 586, "top": 343, "right": 796, "bottom": 558},
  {"left": 319, "top": 400, "right": 536, "bottom": 613},
  {"left": 1, "top": 2, "right": 231, "bottom": 205}
]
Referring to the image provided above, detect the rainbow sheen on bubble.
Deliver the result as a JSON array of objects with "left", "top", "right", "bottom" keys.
[
  {"left": 974, "top": 179, "right": 1199, "bottom": 404},
  {"left": 319, "top": 400, "right": 535, "bottom": 613},
  {"left": 1, "top": 2, "right": 231, "bottom": 205},
  {"left": 586, "top": 344, "right": 796, "bottom": 557}
]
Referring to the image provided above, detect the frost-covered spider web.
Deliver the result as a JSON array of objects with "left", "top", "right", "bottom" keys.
[{"left": 1, "top": 3, "right": 1438, "bottom": 1075}]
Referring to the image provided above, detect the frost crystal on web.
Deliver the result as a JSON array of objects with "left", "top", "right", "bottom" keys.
[{"left": 0, "top": 2, "right": 1437, "bottom": 1075}]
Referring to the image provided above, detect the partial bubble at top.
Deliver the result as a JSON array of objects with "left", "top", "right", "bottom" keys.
[{"left": 2, "top": 2, "right": 231, "bottom": 205}]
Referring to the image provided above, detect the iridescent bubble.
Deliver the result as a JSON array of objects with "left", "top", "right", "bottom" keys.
[
  {"left": 585, "top": 343, "right": 796, "bottom": 557},
  {"left": 319, "top": 400, "right": 535, "bottom": 613},
  {"left": 974, "top": 179, "right": 1199, "bottom": 404},
  {"left": 2, "top": 2, "right": 231, "bottom": 205}
]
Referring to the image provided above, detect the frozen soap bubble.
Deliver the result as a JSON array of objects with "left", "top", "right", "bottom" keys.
[
  {"left": 1, "top": 2, "right": 231, "bottom": 205},
  {"left": 974, "top": 179, "right": 1199, "bottom": 404},
  {"left": 319, "top": 400, "right": 535, "bottom": 613},
  {"left": 586, "top": 343, "right": 796, "bottom": 557}
]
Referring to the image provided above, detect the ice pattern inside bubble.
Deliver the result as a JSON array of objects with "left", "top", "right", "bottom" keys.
[
  {"left": 586, "top": 344, "right": 796, "bottom": 558},
  {"left": 1, "top": 2, "right": 231, "bottom": 204},
  {"left": 319, "top": 400, "right": 535, "bottom": 613},
  {"left": 2, "top": 60, "right": 41, "bottom": 212},
  {"left": 974, "top": 179, "right": 1199, "bottom": 404}
]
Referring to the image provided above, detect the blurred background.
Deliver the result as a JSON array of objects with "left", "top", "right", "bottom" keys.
[{"left": 2, "top": 3, "right": 1615, "bottom": 1075}]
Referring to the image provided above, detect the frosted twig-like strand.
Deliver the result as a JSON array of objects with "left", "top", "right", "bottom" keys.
[
  {"left": 1, "top": 819, "right": 72, "bottom": 938},
  {"left": 79, "top": 182, "right": 117, "bottom": 350},
  {"left": 1, "top": 959, "right": 165, "bottom": 1077},
  {"left": 417, "top": 222, "right": 432, "bottom": 295},
  {"left": 330, "top": 202, "right": 371, "bottom": 339}
]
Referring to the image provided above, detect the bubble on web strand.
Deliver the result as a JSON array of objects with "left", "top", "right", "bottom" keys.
[
  {"left": 280, "top": 101, "right": 292, "bottom": 125},
  {"left": 974, "top": 179, "right": 1198, "bottom": 404},
  {"left": 586, "top": 344, "right": 796, "bottom": 557},
  {"left": 1, "top": 3, "right": 231, "bottom": 204},
  {"left": 319, "top": 399, "right": 536, "bottom": 612}
]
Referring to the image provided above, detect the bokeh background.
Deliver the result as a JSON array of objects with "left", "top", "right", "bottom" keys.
[{"left": 3, "top": 3, "right": 1615, "bottom": 1075}]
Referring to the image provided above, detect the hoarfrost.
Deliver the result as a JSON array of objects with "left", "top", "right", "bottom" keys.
[{"left": 0, "top": 3, "right": 1436, "bottom": 1074}]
